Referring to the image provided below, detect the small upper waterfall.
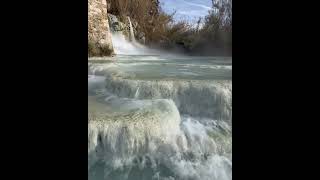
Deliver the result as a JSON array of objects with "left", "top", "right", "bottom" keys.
[
  {"left": 106, "top": 14, "right": 168, "bottom": 56},
  {"left": 111, "top": 33, "right": 147, "bottom": 55},
  {"left": 127, "top": 16, "right": 136, "bottom": 42},
  {"left": 110, "top": 31, "right": 160, "bottom": 55}
]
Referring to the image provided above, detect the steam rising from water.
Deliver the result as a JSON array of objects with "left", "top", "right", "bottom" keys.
[
  {"left": 110, "top": 32, "right": 179, "bottom": 57},
  {"left": 111, "top": 33, "right": 151, "bottom": 55},
  {"left": 88, "top": 32, "right": 231, "bottom": 180}
]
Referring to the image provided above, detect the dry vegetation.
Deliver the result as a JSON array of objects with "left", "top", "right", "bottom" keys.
[
  {"left": 88, "top": 41, "right": 114, "bottom": 57},
  {"left": 107, "top": 0, "right": 232, "bottom": 56},
  {"left": 107, "top": 0, "right": 172, "bottom": 44}
]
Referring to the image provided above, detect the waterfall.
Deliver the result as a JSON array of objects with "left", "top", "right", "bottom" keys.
[
  {"left": 89, "top": 15, "right": 232, "bottom": 180},
  {"left": 88, "top": 57, "right": 232, "bottom": 180},
  {"left": 107, "top": 15, "right": 167, "bottom": 55},
  {"left": 111, "top": 33, "right": 146, "bottom": 55},
  {"left": 127, "top": 16, "right": 136, "bottom": 42},
  {"left": 110, "top": 31, "right": 160, "bottom": 55},
  {"left": 109, "top": 16, "right": 149, "bottom": 55},
  {"left": 134, "top": 87, "right": 140, "bottom": 99}
]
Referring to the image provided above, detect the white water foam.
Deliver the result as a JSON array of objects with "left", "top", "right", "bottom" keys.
[
  {"left": 106, "top": 76, "right": 231, "bottom": 121},
  {"left": 88, "top": 27, "right": 232, "bottom": 179},
  {"left": 111, "top": 33, "right": 150, "bottom": 55},
  {"left": 127, "top": 16, "right": 136, "bottom": 43},
  {"left": 88, "top": 96, "right": 231, "bottom": 180}
]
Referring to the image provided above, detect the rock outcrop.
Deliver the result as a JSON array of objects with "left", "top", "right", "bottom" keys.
[
  {"left": 88, "top": 0, "right": 114, "bottom": 56},
  {"left": 107, "top": 14, "right": 126, "bottom": 32}
]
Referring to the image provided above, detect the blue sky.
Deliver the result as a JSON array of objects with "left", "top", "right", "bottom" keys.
[{"left": 159, "top": 0, "right": 213, "bottom": 24}]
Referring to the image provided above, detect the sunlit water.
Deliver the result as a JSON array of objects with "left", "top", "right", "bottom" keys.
[
  {"left": 89, "top": 55, "right": 231, "bottom": 80},
  {"left": 88, "top": 53, "right": 232, "bottom": 180},
  {"left": 88, "top": 31, "right": 231, "bottom": 180}
]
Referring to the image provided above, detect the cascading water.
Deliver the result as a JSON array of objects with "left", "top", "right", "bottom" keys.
[
  {"left": 88, "top": 26, "right": 232, "bottom": 180},
  {"left": 127, "top": 16, "right": 136, "bottom": 43},
  {"left": 111, "top": 33, "right": 148, "bottom": 55},
  {"left": 134, "top": 87, "right": 140, "bottom": 99},
  {"left": 109, "top": 17, "right": 169, "bottom": 56}
]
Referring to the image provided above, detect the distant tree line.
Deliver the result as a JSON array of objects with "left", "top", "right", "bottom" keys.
[{"left": 107, "top": 0, "right": 232, "bottom": 56}]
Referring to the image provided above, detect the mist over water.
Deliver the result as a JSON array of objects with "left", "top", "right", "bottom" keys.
[
  {"left": 111, "top": 33, "right": 154, "bottom": 55},
  {"left": 110, "top": 32, "right": 188, "bottom": 57},
  {"left": 88, "top": 32, "right": 232, "bottom": 180}
]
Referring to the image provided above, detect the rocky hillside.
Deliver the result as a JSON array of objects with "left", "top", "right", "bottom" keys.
[{"left": 88, "top": 0, "right": 114, "bottom": 57}]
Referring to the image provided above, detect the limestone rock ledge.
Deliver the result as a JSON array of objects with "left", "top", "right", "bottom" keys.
[{"left": 88, "top": 0, "right": 114, "bottom": 56}]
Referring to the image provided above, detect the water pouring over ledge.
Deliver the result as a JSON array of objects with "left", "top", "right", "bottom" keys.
[
  {"left": 110, "top": 31, "right": 168, "bottom": 56},
  {"left": 108, "top": 16, "right": 178, "bottom": 57},
  {"left": 127, "top": 16, "right": 136, "bottom": 43},
  {"left": 88, "top": 17, "right": 232, "bottom": 180},
  {"left": 111, "top": 33, "right": 148, "bottom": 55}
]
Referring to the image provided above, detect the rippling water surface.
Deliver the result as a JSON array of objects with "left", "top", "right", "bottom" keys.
[{"left": 88, "top": 55, "right": 232, "bottom": 180}]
